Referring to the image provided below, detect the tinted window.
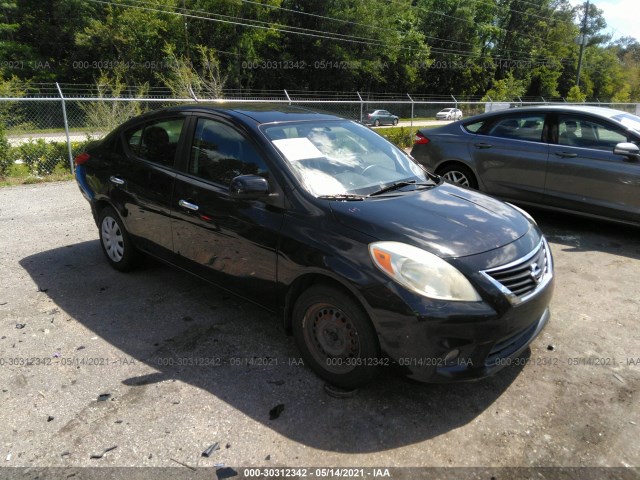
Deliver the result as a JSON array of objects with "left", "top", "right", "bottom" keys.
[
  {"left": 189, "top": 118, "right": 268, "bottom": 185},
  {"left": 558, "top": 114, "right": 627, "bottom": 150},
  {"left": 487, "top": 114, "right": 545, "bottom": 142},
  {"left": 125, "top": 118, "right": 184, "bottom": 166}
]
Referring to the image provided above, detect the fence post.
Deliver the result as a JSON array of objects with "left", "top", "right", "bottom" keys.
[
  {"left": 407, "top": 93, "right": 415, "bottom": 146},
  {"left": 357, "top": 91, "right": 363, "bottom": 122},
  {"left": 56, "top": 82, "right": 75, "bottom": 174}
]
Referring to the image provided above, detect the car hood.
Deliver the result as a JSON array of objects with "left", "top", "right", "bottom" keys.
[{"left": 330, "top": 183, "right": 531, "bottom": 258}]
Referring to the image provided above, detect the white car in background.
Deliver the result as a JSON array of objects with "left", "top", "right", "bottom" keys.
[{"left": 436, "top": 108, "right": 463, "bottom": 121}]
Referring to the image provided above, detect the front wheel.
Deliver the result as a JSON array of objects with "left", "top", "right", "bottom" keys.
[
  {"left": 393, "top": 118, "right": 398, "bottom": 126},
  {"left": 293, "top": 285, "right": 381, "bottom": 388},
  {"left": 98, "top": 206, "right": 139, "bottom": 272},
  {"left": 437, "top": 164, "right": 478, "bottom": 189}
]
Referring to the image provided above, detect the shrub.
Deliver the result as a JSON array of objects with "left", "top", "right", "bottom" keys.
[
  {"left": 0, "top": 127, "right": 10, "bottom": 177},
  {"left": 10, "top": 138, "right": 93, "bottom": 176},
  {"left": 378, "top": 126, "right": 415, "bottom": 149}
]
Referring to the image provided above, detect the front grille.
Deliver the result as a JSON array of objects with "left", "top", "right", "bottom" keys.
[{"left": 481, "top": 239, "right": 552, "bottom": 304}]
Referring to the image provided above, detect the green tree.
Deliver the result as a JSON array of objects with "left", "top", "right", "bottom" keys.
[
  {"left": 482, "top": 72, "right": 527, "bottom": 101},
  {"left": 566, "top": 85, "right": 586, "bottom": 102},
  {"left": 74, "top": 0, "right": 183, "bottom": 85},
  {"left": 157, "top": 44, "right": 227, "bottom": 99}
]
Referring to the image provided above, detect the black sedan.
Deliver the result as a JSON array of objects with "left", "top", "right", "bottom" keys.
[
  {"left": 411, "top": 105, "right": 640, "bottom": 227},
  {"left": 75, "top": 105, "right": 553, "bottom": 388}
]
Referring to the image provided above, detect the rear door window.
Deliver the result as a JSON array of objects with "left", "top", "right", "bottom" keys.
[
  {"left": 486, "top": 114, "right": 546, "bottom": 142},
  {"left": 125, "top": 118, "right": 185, "bottom": 166}
]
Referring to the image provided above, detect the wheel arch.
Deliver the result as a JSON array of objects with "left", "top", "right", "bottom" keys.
[
  {"left": 282, "top": 271, "right": 374, "bottom": 336},
  {"left": 92, "top": 196, "right": 130, "bottom": 229},
  {"left": 434, "top": 159, "right": 482, "bottom": 190}
]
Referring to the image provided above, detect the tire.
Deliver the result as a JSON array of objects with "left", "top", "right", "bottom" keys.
[
  {"left": 292, "top": 284, "right": 381, "bottom": 388},
  {"left": 98, "top": 206, "right": 139, "bottom": 272},
  {"left": 437, "top": 163, "right": 478, "bottom": 189},
  {"left": 374, "top": 119, "right": 380, "bottom": 127},
  {"left": 393, "top": 118, "right": 398, "bottom": 126}
]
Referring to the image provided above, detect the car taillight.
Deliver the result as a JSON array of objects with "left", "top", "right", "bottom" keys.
[
  {"left": 74, "top": 152, "right": 90, "bottom": 165},
  {"left": 367, "top": 114, "right": 371, "bottom": 118},
  {"left": 414, "top": 132, "right": 430, "bottom": 145}
]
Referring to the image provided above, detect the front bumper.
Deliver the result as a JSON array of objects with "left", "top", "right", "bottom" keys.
[
  {"left": 360, "top": 231, "right": 554, "bottom": 383},
  {"left": 366, "top": 276, "right": 553, "bottom": 382}
]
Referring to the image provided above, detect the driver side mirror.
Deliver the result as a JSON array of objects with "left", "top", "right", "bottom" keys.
[
  {"left": 229, "top": 175, "right": 270, "bottom": 200},
  {"left": 613, "top": 142, "right": 640, "bottom": 161}
]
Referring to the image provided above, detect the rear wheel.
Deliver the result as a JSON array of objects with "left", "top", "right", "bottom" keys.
[
  {"left": 292, "top": 285, "right": 381, "bottom": 388},
  {"left": 373, "top": 119, "right": 380, "bottom": 127},
  {"left": 437, "top": 163, "right": 478, "bottom": 189},
  {"left": 98, "top": 206, "right": 139, "bottom": 272}
]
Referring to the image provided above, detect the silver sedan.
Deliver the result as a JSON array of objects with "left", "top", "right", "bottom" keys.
[{"left": 411, "top": 105, "right": 640, "bottom": 226}]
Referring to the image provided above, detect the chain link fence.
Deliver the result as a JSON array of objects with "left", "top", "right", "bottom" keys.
[{"left": 1, "top": 88, "right": 639, "bottom": 179}]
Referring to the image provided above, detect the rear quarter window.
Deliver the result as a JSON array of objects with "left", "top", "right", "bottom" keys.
[{"left": 463, "top": 120, "right": 486, "bottom": 133}]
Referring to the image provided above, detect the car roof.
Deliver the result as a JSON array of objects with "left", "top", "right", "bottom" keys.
[
  {"left": 122, "top": 103, "right": 343, "bottom": 127},
  {"left": 469, "top": 105, "right": 633, "bottom": 122}
]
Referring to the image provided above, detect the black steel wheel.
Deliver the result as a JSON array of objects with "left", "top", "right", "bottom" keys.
[{"left": 293, "top": 284, "right": 380, "bottom": 388}]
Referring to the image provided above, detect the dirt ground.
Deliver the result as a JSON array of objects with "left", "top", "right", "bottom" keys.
[{"left": 0, "top": 181, "right": 638, "bottom": 480}]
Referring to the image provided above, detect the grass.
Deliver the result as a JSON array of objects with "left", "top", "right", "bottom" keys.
[
  {"left": 6, "top": 126, "right": 98, "bottom": 136},
  {"left": 399, "top": 117, "right": 439, "bottom": 122},
  {"left": 0, "top": 163, "right": 74, "bottom": 187}
]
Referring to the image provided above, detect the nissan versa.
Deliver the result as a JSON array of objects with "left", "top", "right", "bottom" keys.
[{"left": 75, "top": 105, "right": 554, "bottom": 388}]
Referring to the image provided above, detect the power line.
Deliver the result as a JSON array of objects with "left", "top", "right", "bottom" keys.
[
  {"left": 85, "top": 0, "right": 575, "bottom": 65},
  {"left": 387, "top": 0, "right": 577, "bottom": 55}
]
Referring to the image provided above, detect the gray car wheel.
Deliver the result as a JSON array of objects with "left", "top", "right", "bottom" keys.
[
  {"left": 98, "top": 207, "right": 139, "bottom": 272},
  {"left": 438, "top": 164, "right": 478, "bottom": 189}
]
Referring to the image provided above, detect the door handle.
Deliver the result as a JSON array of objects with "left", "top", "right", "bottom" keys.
[
  {"left": 178, "top": 199, "right": 199, "bottom": 211},
  {"left": 474, "top": 142, "right": 493, "bottom": 149},
  {"left": 554, "top": 152, "right": 578, "bottom": 158},
  {"left": 110, "top": 176, "right": 125, "bottom": 185}
]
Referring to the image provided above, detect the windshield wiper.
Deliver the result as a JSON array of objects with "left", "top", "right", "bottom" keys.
[
  {"left": 367, "top": 180, "right": 434, "bottom": 197},
  {"left": 318, "top": 194, "right": 366, "bottom": 201}
]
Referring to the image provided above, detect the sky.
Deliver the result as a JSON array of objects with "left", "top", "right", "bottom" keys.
[{"left": 570, "top": 0, "right": 640, "bottom": 42}]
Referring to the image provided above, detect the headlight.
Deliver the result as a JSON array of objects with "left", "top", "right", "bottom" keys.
[{"left": 369, "top": 242, "right": 482, "bottom": 302}]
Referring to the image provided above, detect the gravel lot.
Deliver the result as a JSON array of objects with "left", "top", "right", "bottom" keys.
[{"left": 0, "top": 181, "right": 638, "bottom": 479}]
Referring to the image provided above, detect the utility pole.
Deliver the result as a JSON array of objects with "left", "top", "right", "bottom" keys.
[
  {"left": 576, "top": 0, "right": 590, "bottom": 87},
  {"left": 183, "top": 0, "right": 191, "bottom": 64}
]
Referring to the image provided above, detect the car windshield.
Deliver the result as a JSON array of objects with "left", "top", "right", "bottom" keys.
[
  {"left": 263, "top": 120, "right": 430, "bottom": 197},
  {"left": 440, "top": 109, "right": 453, "bottom": 112},
  {"left": 611, "top": 112, "right": 640, "bottom": 134}
]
